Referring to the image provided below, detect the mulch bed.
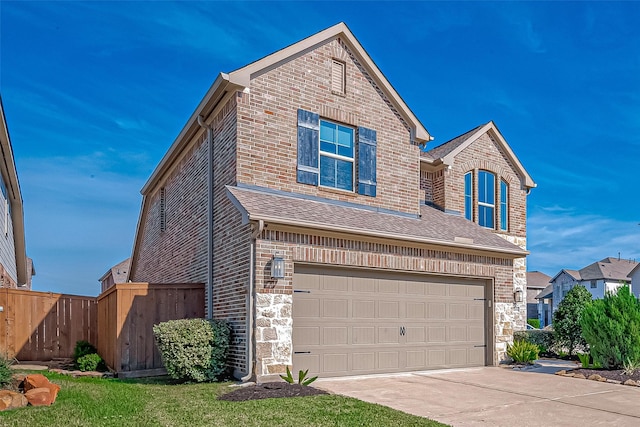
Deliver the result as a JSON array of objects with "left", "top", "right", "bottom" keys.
[
  {"left": 569, "top": 368, "right": 640, "bottom": 383},
  {"left": 218, "top": 382, "right": 328, "bottom": 401}
]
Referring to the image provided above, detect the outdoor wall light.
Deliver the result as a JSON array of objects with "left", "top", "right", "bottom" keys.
[
  {"left": 514, "top": 289, "right": 523, "bottom": 303},
  {"left": 271, "top": 252, "right": 285, "bottom": 279}
]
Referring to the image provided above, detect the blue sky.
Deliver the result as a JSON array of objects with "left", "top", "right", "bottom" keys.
[{"left": 1, "top": 1, "right": 639, "bottom": 296}]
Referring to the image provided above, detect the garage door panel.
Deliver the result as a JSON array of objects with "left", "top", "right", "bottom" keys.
[
  {"left": 323, "top": 299, "right": 348, "bottom": 318},
  {"left": 294, "top": 298, "right": 320, "bottom": 318},
  {"left": 379, "top": 301, "right": 400, "bottom": 318},
  {"left": 323, "top": 327, "right": 348, "bottom": 345},
  {"left": 293, "top": 267, "right": 487, "bottom": 377},
  {"left": 379, "top": 351, "right": 400, "bottom": 369},
  {"left": 353, "top": 300, "right": 375, "bottom": 318},
  {"left": 294, "top": 326, "right": 320, "bottom": 345},
  {"left": 353, "top": 352, "right": 375, "bottom": 371},
  {"left": 353, "top": 327, "right": 375, "bottom": 344}
]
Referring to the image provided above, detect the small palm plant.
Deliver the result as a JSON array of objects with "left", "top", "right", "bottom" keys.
[{"left": 280, "top": 366, "right": 318, "bottom": 386}]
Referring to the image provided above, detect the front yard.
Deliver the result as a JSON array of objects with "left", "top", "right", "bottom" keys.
[{"left": 0, "top": 371, "right": 447, "bottom": 426}]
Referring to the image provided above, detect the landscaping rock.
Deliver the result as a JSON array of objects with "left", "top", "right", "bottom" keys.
[
  {"left": 24, "top": 387, "right": 55, "bottom": 406},
  {"left": 23, "top": 374, "right": 50, "bottom": 391},
  {"left": 0, "top": 390, "right": 28, "bottom": 411},
  {"left": 623, "top": 379, "right": 638, "bottom": 387},
  {"left": 573, "top": 374, "right": 586, "bottom": 379},
  {"left": 588, "top": 374, "right": 607, "bottom": 382},
  {"left": 555, "top": 370, "right": 567, "bottom": 376}
]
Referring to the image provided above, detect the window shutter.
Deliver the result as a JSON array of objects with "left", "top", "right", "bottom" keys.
[
  {"left": 297, "top": 109, "right": 320, "bottom": 185},
  {"left": 357, "top": 126, "right": 377, "bottom": 197}
]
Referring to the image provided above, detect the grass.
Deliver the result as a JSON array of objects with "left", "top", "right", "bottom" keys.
[{"left": 0, "top": 371, "right": 448, "bottom": 427}]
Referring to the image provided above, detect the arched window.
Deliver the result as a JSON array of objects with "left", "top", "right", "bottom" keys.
[
  {"left": 477, "top": 170, "right": 495, "bottom": 228},
  {"left": 500, "top": 179, "right": 508, "bottom": 231}
]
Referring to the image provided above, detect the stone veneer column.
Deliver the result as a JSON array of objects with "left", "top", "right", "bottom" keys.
[
  {"left": 254, "top": 293, "right": 293, "bottom": 378},
  {"left": 495, "top": 234, "right": 527, "bottom": 362}
]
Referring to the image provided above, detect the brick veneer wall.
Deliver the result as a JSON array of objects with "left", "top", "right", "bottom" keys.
[
  {"left": 252, "top": 227, "right": 517, "bottom": 379},
  {"left": 235, "top": 37, "right": 421, "bottom": 216}
]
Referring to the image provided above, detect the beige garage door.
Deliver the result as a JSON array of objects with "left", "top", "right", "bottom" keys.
[{"left": 292, "top": 266, "right": 487, "bottom": 377}]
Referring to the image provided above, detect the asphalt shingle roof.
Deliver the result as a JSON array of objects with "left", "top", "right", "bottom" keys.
[
  {"left": 227, "top": 185, "right": 527, "bottom": 256},
  {"left": 526, "top": 271, "right": 551, "bottom": 289},
  {"left": 579, "top": 257, "right": 638, "bottom": 282},
  {"left": 421, "top": 124, "right": 485, "bottom": 160}
]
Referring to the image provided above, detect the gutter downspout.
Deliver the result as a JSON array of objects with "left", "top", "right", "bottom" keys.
[
  {"left": 197, "top": 115, "right": 214, "bottom": 318},
  {"left": 242, "top": 219, "right": 264, "bottom": 382}
]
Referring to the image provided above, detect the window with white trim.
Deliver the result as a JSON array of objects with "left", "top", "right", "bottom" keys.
[
  {"left": 500, "top": 179, "right": 508, "bottom": 231},
  {"left": 464, "top": 172, "right": 472, "bottom": 221},
  {"left": 319, "top": 120, "right": 354, "bottom": 191},
  {"left": 478, "top": 170, "right": 495, "bottom": 228}
]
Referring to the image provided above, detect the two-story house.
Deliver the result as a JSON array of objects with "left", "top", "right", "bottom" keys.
[
  {"left": 550, "top": 257, "right": 639, "bottom": 313},
  {"left": 129, "top": 23, "right": 535, "bottom": 382}
]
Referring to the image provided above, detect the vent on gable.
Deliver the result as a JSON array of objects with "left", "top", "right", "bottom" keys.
[
  {"left": 160, "top": 187, "right": 166, "bottom": 232},
  {"left": 331, "top": 59, "right": 346, "bottom": 95}
]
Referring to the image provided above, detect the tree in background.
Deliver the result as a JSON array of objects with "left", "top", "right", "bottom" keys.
[
  {"left": 553, "top": 284, "right": 592, "bottom": 356},
  {"left": 581, "top": 284, "right": 640, "bottom": 369}
]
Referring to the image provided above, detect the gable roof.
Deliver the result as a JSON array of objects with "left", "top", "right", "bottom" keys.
[
  {"left": 536, "top": 284, "right": 553, "bottom": 300},
  {"left": 550, "top": 269, "right": 582, "bottom": 283},
  {"left": 526, "top": 271, "right": 551, "bottom": 289},
  {"left": 141, "top": 22, "right": 431, "bottom": 195},
  {"left": 226, "top": 184, "right": 528, "bottom": 258},
  {"left": 0, "top": 97, "right": 28, "bottom": 286},
  {"left": 99, "top": 258, "right": 131, "bottom": 283},
  {"left": 578, "top": 257, "right": 638, "bottom": 282},
  {"left": 421, "top": 121, "right": 536, "bottom": 189}
]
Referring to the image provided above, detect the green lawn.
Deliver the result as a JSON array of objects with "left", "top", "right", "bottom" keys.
[{"left": 0, "top": 372, "right": 448, "bottom": 427}]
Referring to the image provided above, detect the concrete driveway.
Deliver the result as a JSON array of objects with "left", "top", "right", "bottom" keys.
[{"left": 317, "top": 361, "right": 640, "bottom": 426}]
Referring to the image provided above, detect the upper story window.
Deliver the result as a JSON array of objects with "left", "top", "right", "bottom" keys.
[
  {"left": 477, "top": 170, "right": 495, "bottom": 229},
  {"left": 464, "top": 170, "right": 509, "bottom": 231},
  {"left": 320, "top": 120, "right": 354, "bottom": 191},
  {"left": 590, "top": 280, "right": 597, "bottom": 289},
  {"left": 500, "top": 179, "right": 508, "bottom": 231},
  {"left": 296, "top": 109, "right": 377, "bottom": 197}
]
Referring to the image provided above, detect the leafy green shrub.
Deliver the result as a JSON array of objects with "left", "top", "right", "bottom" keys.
[
  {"left": 153, "top": 318, "right": 231, "bottom": 382},
  {"left": 0, "top": 356, "right": 13, "bottom": 387},
  {"left": 553, "top": 285, "right": 592, "bottom": 356},
  {"left": 527, "top": 319, "right": 540, "bottom": 329},
  {"left": 581, "top": 285, "right": 640, "bottom": 369},
  {"left": 77, "top": 353, "right": 105, "bottom": 372},
  {"left": 73, "top": 340, "right": 97, "bottom": 364},
  {"left": 514, "top": 329, "right": 555, "bottom": 355},
  {"left": 507, "top": 339, "right": 539, "bottom": 364}
]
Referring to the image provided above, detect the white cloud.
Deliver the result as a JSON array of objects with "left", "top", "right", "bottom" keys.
[{"left": 527, "top": 207, "right": 640, "bottom": 275}]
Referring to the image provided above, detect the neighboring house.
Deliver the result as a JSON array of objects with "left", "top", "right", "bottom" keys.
[
  {"left": 630, "top": 263, "right": 640, "bottom": 298},
  {"left": 99, "top": 258, "right": 131, "bottom": 293},
  {"left": 550, "top": 257, "right": 639, "bottom": 313},
  {"left": 526, "top": 271, "right": 550, "bottom": 320},
  {"left": 128, "top": 23, "right": 535, "bottom": 381},
  {"left": 0, "top": 97, "right": 33, "bottom": 289}
]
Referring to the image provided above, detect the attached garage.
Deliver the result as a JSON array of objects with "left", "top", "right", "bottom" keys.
[{"left": 292, "top": 265, "right": 490, "bottom": 377}]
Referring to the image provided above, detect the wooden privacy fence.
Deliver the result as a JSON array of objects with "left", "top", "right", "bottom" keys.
[
  {"left": 0, "top": 288, "right": 97, "bottom": 360},
  {"left": 97, "top": 283, "right": 204, "bottom": 378}
]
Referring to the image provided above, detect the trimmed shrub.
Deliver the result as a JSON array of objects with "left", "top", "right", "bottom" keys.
[
  {"left": 507, "top": 339, "right": 539, "bottom": 364},
  {"left": 514, "top": 329, "right": 555, "bottom": 355},
  {"left": 0, "top": 356, "right": 12, "bottom": 387},
  {"left": 552, "top": 285, "right": 592, "bottom": 356},
  {"left": 153, "top": 318, "right": 231, "bottom": 382},
  {"left": 581, "top": 285, "right": 640, "bottom": 369},
  {"left": 527, "top": 318, "right": 540, "bottom": 329},
  {"left": 73, "top": 340, "right": 97, "bottom": 364},
  {"left": 77, "top": 353, "right": 105, "bottom": 372}
]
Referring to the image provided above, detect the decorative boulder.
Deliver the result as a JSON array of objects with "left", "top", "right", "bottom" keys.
[
  {"left": 22, "top": 374, "right": 61, "bottom": 405},
  {"left": 0, "top": 390, "right": 28, "bottom": 411},
  {"left": 25, "top": 387, "right": 55, "bottom": 406}
]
